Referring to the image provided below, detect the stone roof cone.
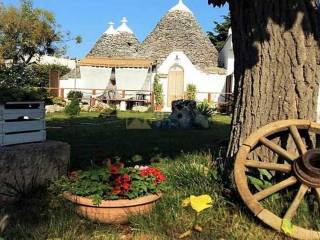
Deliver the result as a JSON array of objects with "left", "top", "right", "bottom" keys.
[
  {"left": 87, "top": 18, "right": 140, "bottom": 58},
  {"left": 138, "top": 0, "right": 218, "bottom": 71}
]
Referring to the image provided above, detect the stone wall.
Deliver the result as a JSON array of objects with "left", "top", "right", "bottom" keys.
[
  {"left": 0, "top": 141, "right": 70, "bottom": 205},
  {"left": 138, "top": 10, "right": 218, "bottom": 71}
]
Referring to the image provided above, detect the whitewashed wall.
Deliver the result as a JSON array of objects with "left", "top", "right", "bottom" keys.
[
  {"left": 219, "top": 35, "right": 234, "bottom": 75},
  {"left": 157, "top": 51, "right": 226, "bottom": 111},
  {"left": 59, "top": 66, "right": 151, "bottom": 98},
  {"left": 116, "top": 68, "right": 151, "bottom": 91}
]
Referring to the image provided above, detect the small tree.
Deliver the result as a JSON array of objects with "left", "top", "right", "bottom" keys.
[
  {"left": 153, "top": 74, "right": 164, "bottom": 106},
  {"left": 67, "top": 91, "right": 83, "bottom": 100},
  {"left": 186, "top": 84, "right": 197, "bottom": 101},
  {"left": 65, "top": 98, "right": 80, "bottom": 118},
  {"left": 0, "top": 0, "right": 81, "bottom": 64}
]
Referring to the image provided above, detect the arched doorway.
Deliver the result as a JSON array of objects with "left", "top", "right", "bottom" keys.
[{"left": 167, "top": 65, "right": 184, "bottom": 107}]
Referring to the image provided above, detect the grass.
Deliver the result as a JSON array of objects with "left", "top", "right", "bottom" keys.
[
  {"left": 0, "top": 111, "right": 307, "bottom": 239},
  {"left": 46, "top": 111, "right": 231, "bottom": 169}
]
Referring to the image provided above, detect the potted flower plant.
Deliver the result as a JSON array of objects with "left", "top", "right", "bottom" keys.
[
  {"left": 153, "top": 74, "right": 164, "bottom": 112},
  {"left": 55, "top": 162, "right": 166, "bottom": 224}
]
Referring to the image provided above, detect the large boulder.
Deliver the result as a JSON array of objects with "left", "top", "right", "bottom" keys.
[
  {"left": 0, "top": 141, "right": 70, "bottom": 205},
  {"left": 156, "top": 100, "right": 210, "bottom": 129},
  {"left": 169, "top": 100, "right": 197, "bottom": 129}
]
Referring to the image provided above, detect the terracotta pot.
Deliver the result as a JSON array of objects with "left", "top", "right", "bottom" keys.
[
  {"left": 154, "top": 104, "right": 163, "bottom": 112},
  {"left": 63, "top": 192, "right": 161, "bottom": 224}
]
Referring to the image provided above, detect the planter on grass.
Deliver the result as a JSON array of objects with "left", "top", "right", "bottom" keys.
[
  {"left": 63, "top": 192, "right": 161, "bottom": 224},
  {"left": 0, "top": 102, "right": 46, "bottom": 146},
  {"left": 154, "top": 104, "right": 163, "bottom": 112}
]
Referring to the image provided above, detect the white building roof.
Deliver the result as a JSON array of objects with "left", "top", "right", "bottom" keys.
[
  {"left": 104, "top": 22, "right": 119, "bottom": 35},
  {"left": 169, "top": 0, "right": 192, "bottom": 14},
  {"left": 117, "top": 17, "right": 134, "bottom": 34}
]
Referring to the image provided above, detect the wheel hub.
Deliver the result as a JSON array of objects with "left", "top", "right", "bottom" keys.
[{"left": 293, "top": 149, "right": 320, "bottom": 188}]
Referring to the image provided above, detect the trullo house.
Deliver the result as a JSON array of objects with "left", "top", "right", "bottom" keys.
[{"left": 60, "top": 0, "right": 228, "bottom": 111}]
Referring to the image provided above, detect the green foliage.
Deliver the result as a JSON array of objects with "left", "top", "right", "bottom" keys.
[
  {"left": 186, "top": 84, "right": 197, "bottom": 101},
  {"left": 197, "top": 99, "right": 216, "bottom": 117},
  {"left": 51, "top": 97, "right": 66, "bottom": 106},
  {"left": 65, "top": 98, "right": 80, "bottom": 118},
  {"left": 30, "top": 64, "right": 70, "bottom": 87},
  {"left": 67, "top": 91, "right": 83, "bottom": 100},
  {"left": 0, "top": 0, "right": 81, "bottom": 63},
  {"left": 0, "top": 63, "right": 70, "bottom": 88},
  {"left": 52, "top": 164, "right": 166, "bottom": 205},
  {"left": 153, "top": 74, "right": 164, "bottom": 106},
  {"left": 0, "top": 0, "right": 60, "bottom": 63},
  {"left": 207, "top": 14, "right": 231, "bottom": 50},
  {"left": 0, "top": 86, "right": 48, "bottom": 102},
  {"left": 208, "top": 0, "right": 228, "bottom": 7},
  {"left": 53, "top": 168, "right": 112, "bottom": 205}
]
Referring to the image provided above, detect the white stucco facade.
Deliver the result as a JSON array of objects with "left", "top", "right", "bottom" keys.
[
  {"left": 158, "top": 51, "right": 226, "bottom": 111},
  {"left": 60, "top": 65, "right": 152, "bottom": 98},
  {"left": 59, "top": 51, "right": 228, "bottom": 111},
  {"left": 219, "top": 34, "right": 234, "bottom": 76}
]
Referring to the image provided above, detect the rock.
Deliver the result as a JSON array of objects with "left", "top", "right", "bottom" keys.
[
  {"left": 132, "top": 105, "right": 149, "bottom": 112},
  {"left": 94, "top": 102, "right": 110, "bottom": 112},
  {"left": 45, "top": 104, "right": 65, "bottom": 114},
  {"left": 0, "top": 141, "right": 70, "bottom": 205},
  {"left": 194, "top": 114, "right": 209, "bottom": 129},
  {"left": 169, "top": 100, "right": 196, "bottom": 128},
  {"left": 80, "top": 104, "right": 90, "bottom": 112},
  {"left": 156, "top": 100, "right": 210, "bottom": 129}
]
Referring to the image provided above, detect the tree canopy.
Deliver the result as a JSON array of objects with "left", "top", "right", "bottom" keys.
[
  {"left": 207, "top": 14, "right": 231, "bottom": 50},
  {"left": 0, "top": 0, "right": 81, "bottom": 64}
]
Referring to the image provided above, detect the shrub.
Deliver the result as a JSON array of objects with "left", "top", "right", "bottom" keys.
[
  {"left": 197, "top": 99, "right": 216, "bottom": 117},
  {"left": 52, "top": 97, "right": 66, "bottom": 106},
  {"left": 65, "top": 98, "right": 80, "bottom": 118},
  {"left": 0, "top": 86, "right": 48, "bottom": 102},
  {"left": 67, "top": 91, "right": 83, "bottom": 100},
  {"left": 186, "top": 84, "right": 197, "bottom": 101},
  {"left": 0, "top": 64, "right": 70, "bottom": 88},
  {"left": 153, "top": 74, "right": 164, "bottom": 106}
]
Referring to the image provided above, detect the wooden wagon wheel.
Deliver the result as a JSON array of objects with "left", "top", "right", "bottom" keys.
[{"left": 235, "top": 120, "right": 320, "bottom": 240}]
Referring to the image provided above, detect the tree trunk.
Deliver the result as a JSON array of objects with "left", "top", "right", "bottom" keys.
[{"left": 227, "top": 0, "right": 320, "bottom": 159}]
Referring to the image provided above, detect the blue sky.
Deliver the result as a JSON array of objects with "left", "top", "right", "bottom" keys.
[{"left": 2, "top": 0, "right": 229, "bottom": 59}]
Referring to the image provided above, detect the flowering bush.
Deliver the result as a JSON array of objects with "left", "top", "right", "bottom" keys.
[{"left": 53, "top": 162, "right": 166, "bottom": 205}]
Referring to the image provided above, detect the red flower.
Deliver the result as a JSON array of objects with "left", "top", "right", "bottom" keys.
[
  {"left": 112, "top": 173, "right": 132, "bottom": 195},
  {"left": 115, "top": 176, "right": 122, "bottom": 185},
  {"left": 122, "top": 182, "right": 131, "bottom": 191},
  {"left": 122, "top": 173, "right": 130, "bottom": 182},
  {"left": 112, "top": 187, "right": 121, "bottom": 195},
  {"left": 140, "top": 167, "right": 166, "bottom": 183}
]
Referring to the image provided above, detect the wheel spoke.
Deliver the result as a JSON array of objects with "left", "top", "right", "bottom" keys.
[
  {"left": 283, "top": 184, "right": 309, "bottom": 221},
  {"left": 289, "top": 125, "right": 307, "bottom": 155},
  {"left": 253, "top": 176, "right": 297, "bottom": 201},
  {"left": 259, "top": 137, "right": 297, "bottom": 161},
  {"left": 315, "top": 188, "right": 320, "bottom": 201},
  {"left": 245, "top": 160, "right": 292, "bottom": 173}
]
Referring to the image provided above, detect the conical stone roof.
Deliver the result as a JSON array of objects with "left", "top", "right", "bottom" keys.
[
  {"left": 87, "top": 21, "right": 140, "bottom": 58},
  {"left": 138, "top": 4, "right": 218, "bottom": 71}
]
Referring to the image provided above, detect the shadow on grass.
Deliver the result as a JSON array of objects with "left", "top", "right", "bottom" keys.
[{"left": 46, "top": 112, "right": 231, "bottom": 169}]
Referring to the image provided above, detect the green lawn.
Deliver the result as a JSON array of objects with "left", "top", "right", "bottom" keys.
[
  {"left": 46, "top": 112, "right": 231, "bottom": 169},
  {"left": 0, "top": 112, "right": 294, "bottom": 239}
]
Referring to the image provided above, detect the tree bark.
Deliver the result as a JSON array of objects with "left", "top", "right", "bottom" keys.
[{"left": 227, "top": 0, "right": 320, "bottom": 159}]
